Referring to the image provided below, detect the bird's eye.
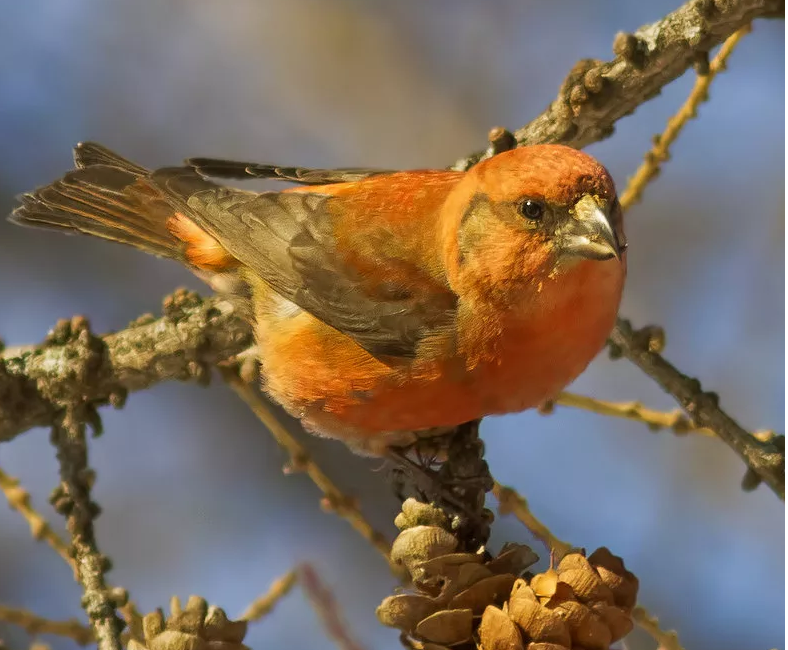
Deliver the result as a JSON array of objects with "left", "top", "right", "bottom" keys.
[{"left": 519, "top": 199, "right": 545, "bottom": 221}]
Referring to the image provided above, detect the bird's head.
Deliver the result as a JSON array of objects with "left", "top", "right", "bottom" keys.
[{"left": 442, "top": 144, "right": 626, "bottom": 301}]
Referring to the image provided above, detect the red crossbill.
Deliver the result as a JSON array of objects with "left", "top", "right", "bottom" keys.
[{"left": 11, "top": 142, "right": 626, "bottom": 454}]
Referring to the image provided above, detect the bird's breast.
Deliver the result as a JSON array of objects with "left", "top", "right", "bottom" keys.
[
  {"left": 258, "top": 259, "right": 624, "bottom": 451},
  {"left": 454, "top": 259, "right": 624, "bottom": 415}
]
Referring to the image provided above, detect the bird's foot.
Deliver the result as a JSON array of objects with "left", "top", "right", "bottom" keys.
[{"left": 387, "top": 420, "right": 494, "bottom": 551}]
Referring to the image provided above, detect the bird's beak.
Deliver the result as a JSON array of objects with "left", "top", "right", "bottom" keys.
[{"left": 560, "top": 194, "right": 621, "bottom": 261}]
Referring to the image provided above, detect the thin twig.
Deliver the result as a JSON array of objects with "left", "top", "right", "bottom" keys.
[
  {"left": 239, "top": 569, "right": 299, "bottom": 622},
  {"left": 51, "top": 407, "right": 123, "bottom": 650},
  {"left": 221, "top": 370, "right": 393, "bottom": 565},
  {"left": 29, "top": 642, "right": 51, "bottom": 650},
  {"left": 298, "top": 564, "right": 367, "bottom": 650},
  {"left": 551, "top": 392, "right": 714, "bottom": 438},
  {"left": 552, "top": 393, "right": 779, "bottom": 445},
  {"left": 492, "top": 481, "right": 572, "bottom": 559},
  {"left": 619, "top": 26, "right": 753, "bottom": 210},
  {"left": 0, "top": 467, "right": 76, "bottom": 573},
  {"left": 610, "top": 320, "right": 784, "bottom": 498},
  {"left": 632, "top": 606, "right": 685, "bottom": 650},
  {"left": 0, "top": 605, "right": 93, "bottom": 646},
  {"left": 117, "top": 602, "right": 143, "bottom": 644}
]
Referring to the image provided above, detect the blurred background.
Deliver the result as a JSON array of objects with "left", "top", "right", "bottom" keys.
[{"left": 0, "top": 1, "right": 783, "bottom": 649}]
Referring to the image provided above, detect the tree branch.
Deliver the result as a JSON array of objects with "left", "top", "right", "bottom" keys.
[
  {"left": 51, "top": 405, "right": 124, "bottom": 650},
  {"left": 609, "top": 319, "right": 785, "bottom": 498},
  {"left": 0, "top": 290, "right": 253, "bottom": 444},
  {"left": 453, "top": 0, "right": 782, "bottom": 170}
]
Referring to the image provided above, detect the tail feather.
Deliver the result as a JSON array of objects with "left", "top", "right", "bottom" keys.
[
  {"left": 74, "top": 141, "right": 149, "bottom": 175},
  {"left": 11, "top": 143, "right": 183, "bottom": 259}
]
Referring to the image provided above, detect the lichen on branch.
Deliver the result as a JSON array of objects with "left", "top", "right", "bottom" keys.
[{"left": 0, "top": 290, "right": 253, "bottom": 444}]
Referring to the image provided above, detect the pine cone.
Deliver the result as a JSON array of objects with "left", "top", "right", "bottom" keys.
[
  {"left": 127, "top": 596, "right": 249, "bottom": 650},
  {"left": 379, "top": 499, "right": 538, "bottom": 648},
  {"left": 378, "top": 500, "right": 639, "bottom": 650}
]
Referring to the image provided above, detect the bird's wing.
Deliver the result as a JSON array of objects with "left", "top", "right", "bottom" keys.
[
  {"left": 156, "top": 171, "right": 456, "bottom": 359},
  {"left": 186, "top": 157, "right": 392, "bottom": 185}
]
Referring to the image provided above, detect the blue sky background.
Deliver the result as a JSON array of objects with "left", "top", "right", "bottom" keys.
[{"left": 0, "top": 2, "right": 783, "bottom": 649}]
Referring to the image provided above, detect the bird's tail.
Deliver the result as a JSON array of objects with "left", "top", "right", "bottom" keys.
[{"left": 10, "top": 142, "right": 183, "bottom": 260}]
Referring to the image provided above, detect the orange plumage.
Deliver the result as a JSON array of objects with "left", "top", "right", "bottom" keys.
[{"left": 11, "top": 142, "right": 626, "bottom": 454}]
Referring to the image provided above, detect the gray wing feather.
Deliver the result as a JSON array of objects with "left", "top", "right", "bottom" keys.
[
  {"left": 182, "top": 188, "right": 452, "bottom": 358},
  {"left": 186, "top": 157, "right": 391, "bottom": 185}
]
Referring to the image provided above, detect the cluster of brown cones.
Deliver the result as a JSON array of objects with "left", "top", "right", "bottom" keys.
[
  {"left": 378, "top": 499, "right": 639, "bottom": 650},
  {"left": 126, "top": 596, "right": 249, "bottom": 650}
]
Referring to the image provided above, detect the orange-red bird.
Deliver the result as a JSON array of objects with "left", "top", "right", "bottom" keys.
[{"left": 11, "top": 142, "right": 626, "bottom": 454}]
